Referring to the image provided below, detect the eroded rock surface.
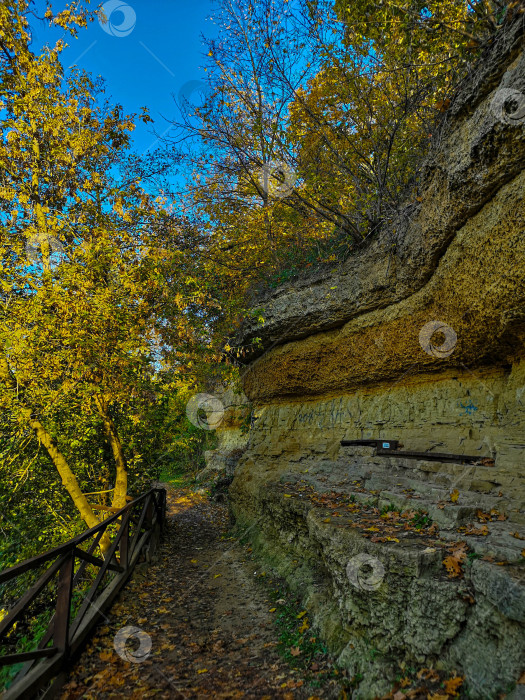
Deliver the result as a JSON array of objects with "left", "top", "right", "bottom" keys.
[
  {"left": 231, "top": 19, "right": 525, "bottom": 699},
  {"left": 238, "top": 19, "right": 525, "bottom": 358},
  {"left": 198, "top": 383, "right": 250, "bottom": 482}
]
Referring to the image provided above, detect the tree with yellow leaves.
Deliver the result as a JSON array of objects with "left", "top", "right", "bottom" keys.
[
  {"left": 0, "top": 1, "right": 207, "bottom": 553},
  {"left": 170, "top": 0, "right": 520, "bottom": 294}
]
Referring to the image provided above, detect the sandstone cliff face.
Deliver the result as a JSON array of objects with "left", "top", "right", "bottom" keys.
[
  {"left": 229, "top": 19, "right": 525, "bottom": 699},
  {"left": 199, "top": 383, "right": 250, "bottom": 481}
]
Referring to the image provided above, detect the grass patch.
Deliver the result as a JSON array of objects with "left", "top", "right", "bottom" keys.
[
  {"left": 249, "top": 566, "right": 357, "bottom": 693},
  {"left": 270, "top": 590, "right": 327, "bottom": 668},
  {"left": 380, "top": 503, "right": 397, "bottom": 515},
  {"left": 411, "top": 510, "right": 432, "bottom": 530},
  {"left": 158, "top": 465, "right": 196, "bottom": 489}
]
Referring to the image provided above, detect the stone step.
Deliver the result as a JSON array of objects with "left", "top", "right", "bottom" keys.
[
  {"left": 287, "top": 472, "right": 524, "bottom": 560},
  {"left": 375, "top": 489, "right": 478, "bottom": 529}
]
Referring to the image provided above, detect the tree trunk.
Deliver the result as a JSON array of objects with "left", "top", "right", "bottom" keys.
[
  {"left": 94, "top": 396, "right": 128, "bottom": 510},
  {"left": 0, "top": 355, "right": 111, "bottom": 553},
  {"left": 26, "top": 411, "right": 111, "bottom": 552}
]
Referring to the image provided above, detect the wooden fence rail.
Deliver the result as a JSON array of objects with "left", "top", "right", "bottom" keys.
[{"left": 0, "top": 487, "right": 166, "bottom": 700}]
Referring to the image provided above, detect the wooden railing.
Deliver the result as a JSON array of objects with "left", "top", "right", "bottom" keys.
[{"left": 0, "top": 487, "right": 166, "bottom": 700}]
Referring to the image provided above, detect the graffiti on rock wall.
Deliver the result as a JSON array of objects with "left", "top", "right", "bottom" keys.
[{"left": 295, "top": 398, "right": 352, "bottom": 430}]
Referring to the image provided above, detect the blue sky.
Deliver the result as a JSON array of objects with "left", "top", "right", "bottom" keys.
[{"left": 32, "top": 0, "right": 217, "bottom": 155}]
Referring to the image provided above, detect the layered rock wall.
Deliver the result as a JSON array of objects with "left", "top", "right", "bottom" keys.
[{"left": 230, "top": 20, "right": 525, "bottom": 699}]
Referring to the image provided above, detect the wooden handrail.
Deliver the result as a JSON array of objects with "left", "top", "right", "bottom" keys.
[
  {"left": 0, "top": 489, "right": 159, "bottom": 585},
  {"left": 0, "top": 487, "right": 166, "bottom": 700}
]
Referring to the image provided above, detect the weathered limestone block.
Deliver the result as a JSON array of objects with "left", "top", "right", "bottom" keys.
[
  {"left": 198, "top": 384, "right": 250, "bottom": 481},
  {"left": 231, "top": 485, "right": 525, "bottom": 698},
  {"left": 236, "top": 363, "right": 525, "bottom": 519},
  {"left": 242, "top": 167, "right": 525, "bottom": 401},
  {"left": 471, "top": 559, "right": 525, "bottom": 623}
]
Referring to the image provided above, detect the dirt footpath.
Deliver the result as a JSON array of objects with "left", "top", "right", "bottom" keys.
[{"left": 60, "top": 486, "right": 345, "bottom": 699}]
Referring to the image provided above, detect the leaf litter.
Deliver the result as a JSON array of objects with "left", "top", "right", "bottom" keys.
[{"left": 60, "top": 485, "right": 347, "bottom": 699}]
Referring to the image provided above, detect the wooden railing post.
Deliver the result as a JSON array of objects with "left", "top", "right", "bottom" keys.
[
  {"left": 53, "top": 550, "right": 74, "bottom": 655},
  {"left": 119, "top": 516, "right": 129, "bottom": 570},
  {"left": 159, "top": 488, "right": 166, "bottom": 526},
  {"left": 145, "top": 496, "right": 153, "bottom": 528}
]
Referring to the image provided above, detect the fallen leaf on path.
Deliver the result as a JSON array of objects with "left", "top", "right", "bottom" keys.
[
  {"left": 417, "top": 668, "right": 440, "bottom": 681},
  {"left": 443, "top": 676, "right": 463, "bottom": 695},
  {"left": 108, "top": 675, "right": 125, "bottom": 687},
  {"left": 459, "top": 524, "right": 489, "bottom": 536},
  {"left": 449, "top": 542, "right": 468, "bottom": 562},
  {"left": 299, "top": 620, "right": 309, "bottom": 633}
]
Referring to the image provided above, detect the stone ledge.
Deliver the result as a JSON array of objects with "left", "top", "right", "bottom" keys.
[{"left": 230, "top": 481, "right": 525, "bottom": 698}]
